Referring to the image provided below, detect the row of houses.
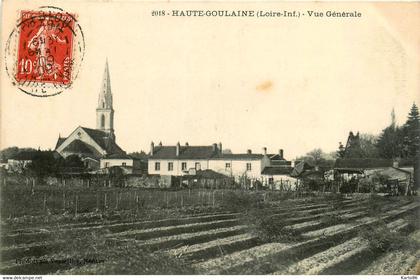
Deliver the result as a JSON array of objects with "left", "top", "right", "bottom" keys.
[{"left": 2, "top": 62, "right": 416, "bottom": 192}]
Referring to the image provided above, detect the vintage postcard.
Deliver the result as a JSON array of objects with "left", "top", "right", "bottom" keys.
[{"left": 0, "top": 0, "right": 419, "bottom": 277}]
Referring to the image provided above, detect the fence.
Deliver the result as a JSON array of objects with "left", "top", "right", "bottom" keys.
[{"left": 1, "top": 186, "right": 273, "bottom": 218}]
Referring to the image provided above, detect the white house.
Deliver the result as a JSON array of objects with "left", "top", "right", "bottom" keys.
[
  {"left": 261, "top": 166, "right": 297, "bottom": 190},
  {"left": 148, "top": 142, "right": 218, "bottom": 176},
  {"left": 148, "top": 142, "right": 292, "bottom": 184},
  {"left": 208, "top": 152, "right": 267, "bottom": 180}
]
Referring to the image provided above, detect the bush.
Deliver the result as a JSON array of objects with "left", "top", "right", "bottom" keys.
[
  {"left": 219, "top": 190, "right": 264, "bottom": 212},
  {"left": 359, "top": 220, "right": 415, "bottom": 253},
  {"left": 55, "top": 227, "right": 196, "bottom": 274},
  {"left": 243, "top": 208, "right": 303, "bottom": 243}
]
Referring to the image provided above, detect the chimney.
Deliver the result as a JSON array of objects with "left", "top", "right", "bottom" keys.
[
  {"left": 291, "top": 160, "right": 295, "bottom": 168},
  {"left": 279, "top": 149, "right": 284, "bottom": 159},
  {"left": 185, "top": 142, "right": 189, "bottom": 146},
  {"left": 393, "top": 160, "right": 399, "bottom": 168},
  {"left": 212, "top": 143, "right": 217, "bottom": 152},
  {"left": 262, "top": 147, "right": 267, "bottom": 155},
  {"left": 150, "top": 141, "right": 154, "bottom": 156},
  {"left": 159, "top": 141, "right": 162, "bottom": 146},
  {"left": 176, "top": 142, "right": 180, "bottom": 156},
  {"left": 218, "top": 142, "right": 222, "bottom": 154},
  {"left": 247, "top": 149, "right": 252, "bottom": 154}
]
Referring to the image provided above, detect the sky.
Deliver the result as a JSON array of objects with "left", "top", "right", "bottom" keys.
[{"left": 1, "top": 1, "right": 419, "bottom": 159}]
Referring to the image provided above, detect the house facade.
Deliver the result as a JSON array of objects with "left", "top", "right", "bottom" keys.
[
  {"left": 148, "top": 142, "right": 219, "bottom": 176},
  {"left": 208, "top": 153, "right": 266, "bottom": 180},
  {"left": 148, "top": 142, "right": 292, "bottom": 183}
]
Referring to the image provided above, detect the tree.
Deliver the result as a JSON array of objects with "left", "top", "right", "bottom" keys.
[
  {"left": 376, "top": 109, "right": 405, "bottom": 159},
  {"left": 377, "top": 125, "right": 403, "bottom": 158},
  {"left": 0, "top": 147, "right": 37, "bottom": 162},
  {"left": 128, "top": 151, "right": 148, "bottom": 159},
  {"left": 337, "top": 142, "right": 345, "bottom": 159},
  {"left": 26, "top": 151, "right": 60, "bottom": 177},
  {"left": 297, "top": 148, "right": 335, "bottom": 168},
  {"left": 359, "top": 133, "right": 380, "bottom": 158},
  {"left": 403, "top": 103, "right": 420, "bottom": 158}
]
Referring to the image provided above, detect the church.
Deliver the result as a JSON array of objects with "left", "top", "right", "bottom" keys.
[{"left": 55, "top": 61, "right": 126, "bottom": 170}]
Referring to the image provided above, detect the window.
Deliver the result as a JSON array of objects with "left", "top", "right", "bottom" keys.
[
  {"left": 168, "top": 162, "right": 173, "bottom": 171},
  {"left": 225, "top": 162, "right": 231, "bottom": 170},
  {"left": 246, "top": 163, "right": 252, "bottom": 171},
  {"left": 100, "top": 114, "right": 105, "bottom": 128},
  {"left": 122, "top": 162, "right": 127, "bottom": 166},
  {"left": 181, "top": 162, "right": 187, "bottom": 171},
  {"left": 155, "top": 162, "right": 160, "bottom": 171},
  {"left": 195, "top": 162, "right": 201, "bottom": 170},
  {"left": 269, "top": 177, "right": 274, "bottom": 184}
]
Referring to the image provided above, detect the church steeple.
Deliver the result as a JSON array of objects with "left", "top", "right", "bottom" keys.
[{"left": 96, "top": 59, "right": 115, "bottom": 138}]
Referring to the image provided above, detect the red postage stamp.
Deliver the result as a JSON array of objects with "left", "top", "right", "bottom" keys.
[
  {"left": 15, "top": 11, "right": 75, "bottom": 85},
  {"left": 4, "top": 6, "right": 85, "bottom": 97}
]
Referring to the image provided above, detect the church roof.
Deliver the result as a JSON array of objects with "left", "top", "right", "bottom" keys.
[
  {"left": 55, "top": 137, "right": 66, "bottom": 149},
  {"left": 62, "top": 139, "right": 96, "bottom": 154},
  {"left": 80, "top": 127, "right": 125, "bottom": 154},
  {"left": 56, "top": 127, "right": 125, "bottom": 156}
]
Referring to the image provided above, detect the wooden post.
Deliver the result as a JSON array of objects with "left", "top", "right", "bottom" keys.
[
  {"left": 104, "top": 192, "right": 108, "bottom": 209},
  {"left": 75, "top": 195, "right": 78, "bottom": 216},
  {"left": 96, "top": 192, "right": 100, "bottom": 211},
  {"left": 43, "top": 193, "right": 47, "bottom": 211},
  {"left": 63, "top": 191, "right": 66, "bottom": 210},
  {"left": 181, "top": 194, "right": 183, "bottom": 208},
  {"left": 212, "top": 190, "right": 215, "bottom": 207}
]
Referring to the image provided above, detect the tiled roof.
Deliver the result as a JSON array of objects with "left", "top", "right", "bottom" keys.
[
  {"left": 261, "top": 166, "right": 293, "bottom": 175},
  {"left": 270, "top": 154, "right": 285, "bottom": 160},
  {"left": 57, "top": 127, "right": 125, "bottom": 155},
  {"left": 62, "top": 139, "right": 97, "bottom": 154},
  {"left": 291, "top": 161, "right": 314, "bottom": 177},
  {"left": 55, "top": 137, "right": 66, "bottom": 149},
  {"left": 334, "top": 158, "right": 393, "bottom": 169},
  {"left": 194, "top": 169, "right": 230, "bottom": 179},
  {"left": 211, "top": 154, "right": 264, "bottom": 160},
  {"left": 103, "top": 153, "right": 132, "bottom": 159},
  {"left": 81, "top": 127, "right": 125, "bottom": 154},
  {"left": 150, "top": 145, "right": 218, "bottom": 160}
]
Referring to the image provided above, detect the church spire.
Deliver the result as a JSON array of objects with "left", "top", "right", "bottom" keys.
[
  {"left": 96, "top": 59, "right": 114, "bottom": 137},
  {"left": 98, "top": 58, "right": 113, "bottom": 109}
]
